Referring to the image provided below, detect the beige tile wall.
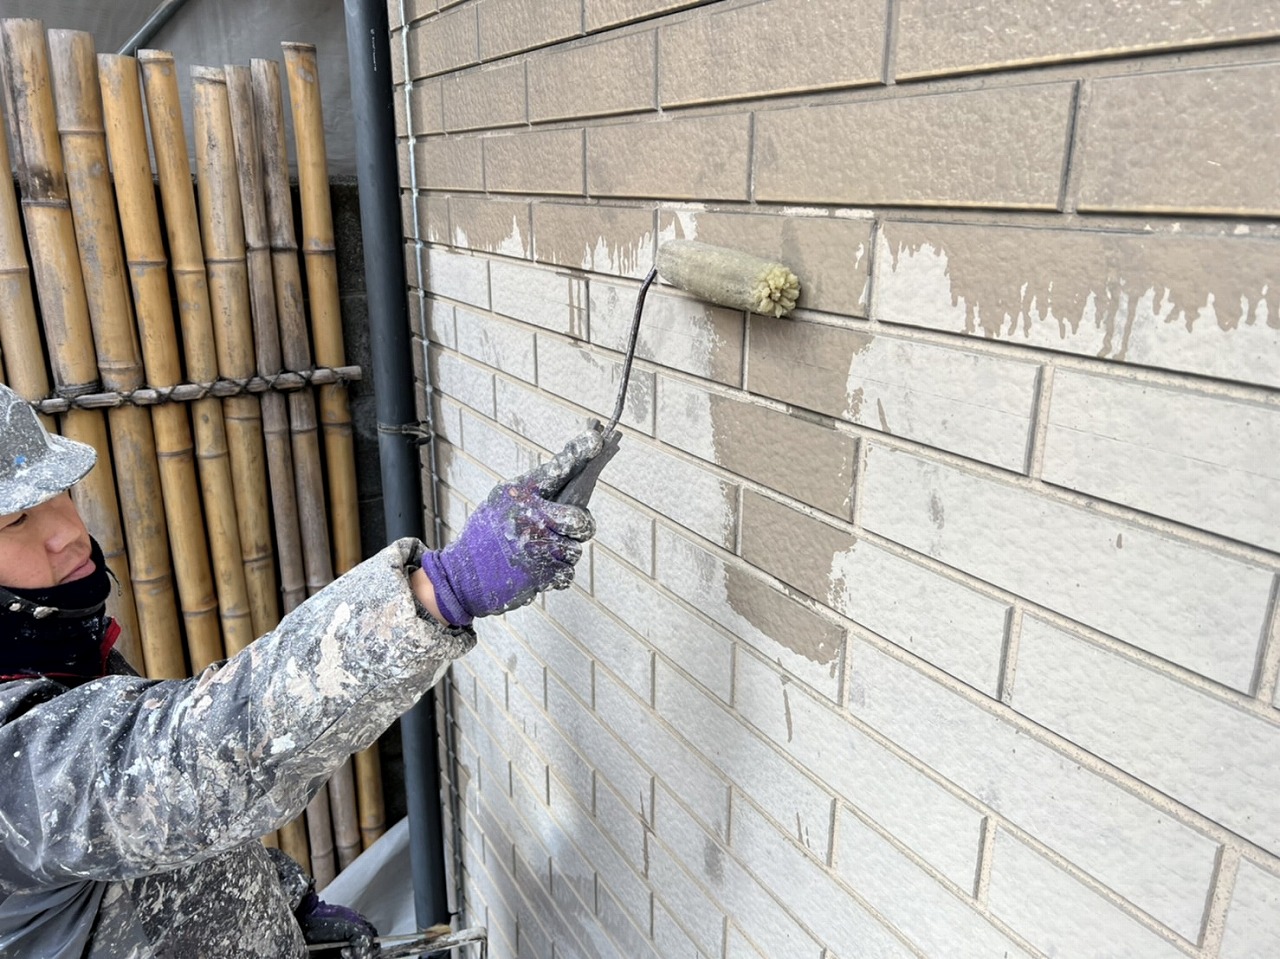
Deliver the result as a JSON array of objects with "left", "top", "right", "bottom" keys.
[{"left": 391, "top": 1, "right": 1280, "bottom": 956}]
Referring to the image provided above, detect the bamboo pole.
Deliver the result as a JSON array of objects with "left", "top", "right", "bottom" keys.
[
  {"left": 225, "top": 64, "right": 306, "bottom": 616},
  {"left": 0, "top": 80, "right": 48, "bottom": 403},
  {"left": 47, "top": 31, "right": 141, "bottom": 385},
  {"left": 325, "top": 759, "right": 361, "bottom": 871},
  {"left": 48, "top": 29, "right": 186, "bottom": 680},
  {"left": 306, "top": 781, "right": 338, "bottom": 890},
  {"left": 278, "top": 791, "right": 314, "bottom": 876},
  {"left": 251, "top": 57, "right": 354, "bottom": 873},
  {"left": 0, "top": 18, "right": 143, "bottom": 667},
  {"left": 191, "top": 66, "right": 280, "bottom": 647},
  {"left": 250, "top": 58, "right": 333, "bottom": 603},
  {"left": 282, "top": 43, "right": 361, "bottom": 577},
  {"left": 353, "top": 752, "right": 387, "bottom": 851},
  {"left": 98, "top": 52, "right": 225, "bottom": 673},
  {"left": 283, "top": 44, "right": 387, "bottom": 861},
  {"left": 0, "top": 21, "right": 96, "bottom": 398},
  {"left": 138, "top": 49, "right": 253, "bottom": 665}
]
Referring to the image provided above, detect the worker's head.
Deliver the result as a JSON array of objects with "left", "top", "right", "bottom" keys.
[{"left": 0, "top": 384, "right": 97, "bottom": 591}]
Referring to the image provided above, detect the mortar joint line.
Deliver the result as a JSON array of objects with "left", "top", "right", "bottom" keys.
[
  {"left": 881, "top": 0, "right": 900, "bottom": 87},
  {"left": 1024, "top": 363, "right": 1055, "bottom": 478},
  {"left": 1199, "top": 846, "right": 1242, "bottom": 956},
  {"left": 732, "top": 484, "right": 745, "bottom": 558},
  {"left": 862, "top": 217, "right": 884, "bottom": 335},
  {"left": 996, "top": 604, "right": 1023, "bottom": 704},
  {"left": 1058, "top": 79, "right": 1086, "bottom": 214},
  {"left": 1252, "top": 574, "right": 1280, "bottom": 703},
  {"left": 822, "top": 798, "right": 839, "bottom": 868},
  {"left": 849, "top": 438, "right": 869, "bottom": 531},
  {"left": 652, "top": 23, "right": 661, "bottom": 118},
  {"left": 973, "top": 815, "right": 997, "bottom": 904}
]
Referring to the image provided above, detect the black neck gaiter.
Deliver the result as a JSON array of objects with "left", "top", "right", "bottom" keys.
[{"left": 0, "top": 538, "right": 115, "bottom": 681}]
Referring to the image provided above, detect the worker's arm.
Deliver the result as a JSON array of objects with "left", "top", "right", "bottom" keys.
[
  {"left": 409, "top": 566, "right": 444, "bottom": 621},
  {"left": 0, "top": 538, "right": 465, "bottom": 891},
  {"left": 0, "top": 431, "right": 601, "bottom": 891}
]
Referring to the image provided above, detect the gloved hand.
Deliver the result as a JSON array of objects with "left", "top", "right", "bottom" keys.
[
  {"left": 420, "top": 429, "right": 602, "bottom": 626},
  {"left": 295, "top": 892, "right": 378, "bottom": 958}
]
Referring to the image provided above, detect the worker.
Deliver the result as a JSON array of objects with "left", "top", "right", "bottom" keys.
[{"left": 0, "top": 382, "right": 601, "bottom": 957}]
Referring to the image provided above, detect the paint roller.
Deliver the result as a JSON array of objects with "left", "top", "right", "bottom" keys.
[{"left": 555, "top": 240, "right": 801, "bottom": 507}]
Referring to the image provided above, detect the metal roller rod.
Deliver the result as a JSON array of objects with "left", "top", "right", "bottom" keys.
[{"left": 604, "top": 265, "right": 658, "bottom": 436}]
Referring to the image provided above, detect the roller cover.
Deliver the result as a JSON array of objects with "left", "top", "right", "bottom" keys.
[{"left": 656, "top": 240, "right": 800, "bottom": 318}]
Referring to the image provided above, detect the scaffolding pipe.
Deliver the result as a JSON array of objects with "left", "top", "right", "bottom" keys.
[
  {"left": 117, "top": 0, "right": 193, "bottom": 56},
  {"left": 343, "top": 0, "right": 449, "bottom": 928}
]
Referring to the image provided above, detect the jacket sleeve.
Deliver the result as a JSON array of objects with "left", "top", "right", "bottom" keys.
[{"left": 0, "top": 538, "right": 475, "bottom": 891}]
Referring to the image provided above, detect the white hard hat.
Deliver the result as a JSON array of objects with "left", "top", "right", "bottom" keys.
[{"left": 0, "top": 384, "right": 96, "bottom": 515}]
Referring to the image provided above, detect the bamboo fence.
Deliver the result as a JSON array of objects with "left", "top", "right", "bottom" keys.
[
  {"left": 251, "top": 59, "right": 333, "bottom": 603},
  {"left": 139, "top": 49, "right": 255, "bottom": 665},
  {"left": 225, "top": 64, "right": 306, "bottom": 619},
  {"left": 0, "top": 19, "right": 385, "bottom": 888},
  {"left": 49, "top": 29, "right": 186, "bottom": 679},
  {"left": 97, "top": 52, "right": 223, "bottom": 673},
  {"left": 191, "top": 66, "right": 280, "bottom": 646},
  {"left": 282, "top": 44, "right": 361, "bottom": 576}
]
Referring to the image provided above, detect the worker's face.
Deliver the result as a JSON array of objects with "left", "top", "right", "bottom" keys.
[{"left": 0, "top": 492, "right": 94, "bottom": 590}]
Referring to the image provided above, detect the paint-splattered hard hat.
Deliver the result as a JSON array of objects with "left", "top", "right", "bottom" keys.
[{"left": 0, "top": 384, "right": 96, "bottom": 515}]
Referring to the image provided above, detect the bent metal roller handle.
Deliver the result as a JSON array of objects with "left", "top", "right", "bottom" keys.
[{"left": 554, "top": 241, "right": 801, "bottom": 509}]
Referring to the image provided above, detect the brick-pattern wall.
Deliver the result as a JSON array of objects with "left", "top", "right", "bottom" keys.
[{"left": 391, "top": 2, "right": 1280, "bottom": 956}]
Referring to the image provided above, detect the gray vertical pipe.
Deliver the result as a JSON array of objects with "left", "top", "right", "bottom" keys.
[
  {"left": 117, "top": 0, "right": 194, "bottom": 55},
  {"left": 343, "top": 0, "right": 449, "bottom": 928}
]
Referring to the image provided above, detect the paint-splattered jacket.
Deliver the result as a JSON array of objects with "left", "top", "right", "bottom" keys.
[{"left": 0, "top": 539, "right": 474, "bottom": 958}]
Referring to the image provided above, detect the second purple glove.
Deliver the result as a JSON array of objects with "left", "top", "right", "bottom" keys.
[
  {"left": 420, "top": 430, "right": 603, "bottom": 626},
  {"left": 295, "top": 892, "right": 378, "bottom": 957}
]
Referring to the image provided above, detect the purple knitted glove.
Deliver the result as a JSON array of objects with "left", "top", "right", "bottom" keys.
[
  {"left": 295, "top": 892, "right": 378, "bottom": 957},
  {"left": 420, "top": 429, "right": 602, "bottom": 625}
]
